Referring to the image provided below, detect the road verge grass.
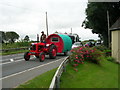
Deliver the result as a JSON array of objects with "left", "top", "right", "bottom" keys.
[
  {"left": 0, "top": 50, "right": 29, "bottom": 55},
  {"left": 60, "top": 59, "right": 118, "bottom": 88},
  {"left": 15, "top": 68, "right": 57, "bottom": 89}
]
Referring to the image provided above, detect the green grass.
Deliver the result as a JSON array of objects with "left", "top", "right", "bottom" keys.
[
  {"left": 15, "top": 68, "right": 57, "bottom": 89},
  {"left": 0, "top": 49, "right": 29, "bottom": 55},
  {"left": 1, "top": 42, "right": 31, "bottom": 49},
  {"left": 0, "top": 42, "right": 30, "bottom": 55},
  {"left": 60, "top": 60, "right": 118, "bottom": 88}
]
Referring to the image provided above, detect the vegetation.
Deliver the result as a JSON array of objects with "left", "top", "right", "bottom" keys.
[
  {"left": 16, "top": 68, "right": 57, "bottom": 89},
  {"left": 60, "top": 46, "right": 118, "bottom": 88},
  {"left": 0, "top": 41, "right": 31, "bottom": 55},
  {"left": 0, "top": 31, "right": 31, "bottom": 44},
  {"left": 69, "top": 46, "right": 105, "bottom": 66},
  {"left": 1, "top": 49, "right": 29, "bottom": 55},
  {"left": 60, "top": 60, "right": 118, "bottom": 88},
  {"left": 1, "top": 41, "right": 31, "bottom": 49},
  {"left": 24, "top": 35, "right": 30, "bottom": 42},
  {"left": 106, "top": 56, "right": 116, "bottom": 62},
  {"left": 82, "top": 2, "right": 120, "bottom": 47},
  {"left": 5, "top": 31, "right": 19, "bottom": 43},
  {"left": 0, "top": 31, "right": 6, "bottom": 43}
]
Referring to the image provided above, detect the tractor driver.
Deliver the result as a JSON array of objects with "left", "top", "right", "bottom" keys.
[{"left": 40, "top": 31, "right": 46, "bottom": 43}]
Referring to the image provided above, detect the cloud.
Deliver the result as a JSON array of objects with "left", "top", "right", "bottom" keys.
[{"left": 0, "top": 0, "right": 99, "bottom": 41}]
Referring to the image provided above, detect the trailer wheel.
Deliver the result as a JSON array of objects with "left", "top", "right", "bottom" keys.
[
  {"left": 24, "top": 52, "right": 30, "bottom": 61},
  {"left": 39, "top": 52, "right": 45, "bottom": 62},
  {"left": 49, "top": 45, "right": 57, "bottom": 59}
]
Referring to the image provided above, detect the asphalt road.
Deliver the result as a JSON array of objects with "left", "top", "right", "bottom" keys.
[
  {"left": 1, "top": 53, "right": 67, "bottom": 88},
  {"left": 1, "top": 53, "right": 24, "bottom": 63}
]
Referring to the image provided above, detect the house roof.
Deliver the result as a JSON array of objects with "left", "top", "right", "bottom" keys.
[{"left": 110, "top": 17, "right": 120, "bottom": 31}]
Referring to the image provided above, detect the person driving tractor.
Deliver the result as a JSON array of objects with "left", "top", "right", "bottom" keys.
[{"left": 40, "top": 31, "right": 46, "bottom": 43}]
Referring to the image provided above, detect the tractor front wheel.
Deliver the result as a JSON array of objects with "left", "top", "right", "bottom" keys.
[
  {"left": 49, "top": 45, "right": 57, "bottom": 59},
  {"left": 24, "top": 52, "right": 30, "bottom": 61},
  {"left": 39, "top": 52, "right": 45, "bottom": 62}
]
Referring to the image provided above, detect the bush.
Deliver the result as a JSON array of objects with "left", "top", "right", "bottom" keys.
[
  {"left": 103, "top": 50, "right": 111, "bottom": 56},
  {"left": 106, "top": 56, "right": 115, "bottom": 62},
  {"left": 94, "top": 45, "right": 111, "bottom": 57},
  {"left": 69, "top": 46, "right": 105, "bottom": 67},
  {"left": 94, "top": 45, "right": 108, "bottom": 51},
  {"left": 15, "top": 41, "right": 31, "bottom": 47}
]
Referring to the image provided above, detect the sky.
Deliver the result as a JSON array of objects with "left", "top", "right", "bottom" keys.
[{"left": 0, "top": 0, "right": 99, "bottom": 41}]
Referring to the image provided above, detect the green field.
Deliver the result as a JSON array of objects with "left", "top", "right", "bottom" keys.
[
  {"left": 60, "top": 60, "right": 118, "bottom": 88},
  {"left": 1, "top": 42, "right": 30, "bottom": 55}
]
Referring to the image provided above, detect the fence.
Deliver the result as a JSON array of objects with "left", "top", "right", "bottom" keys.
[{"left": 49, "top": 56, "right": 69, "bottom": 90}]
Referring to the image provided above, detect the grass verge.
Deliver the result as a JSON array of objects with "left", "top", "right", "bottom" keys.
[
  {"left": 0, "top": 50, "right": 29, "bottom": 55},
  {"left": 15, "top": 68, "right": 57, "bottom": 89},
  {"left": 60, "top": 59, "right": 118, "bottom": 88}
]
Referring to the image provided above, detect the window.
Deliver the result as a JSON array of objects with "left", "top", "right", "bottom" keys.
[{"left": 51, "top": 37, "right": 59, "bottom": 42}]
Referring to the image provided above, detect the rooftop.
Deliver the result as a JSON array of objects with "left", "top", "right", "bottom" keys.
[{"left": 110, "top": 17, "right": 120, "bottom": 31}]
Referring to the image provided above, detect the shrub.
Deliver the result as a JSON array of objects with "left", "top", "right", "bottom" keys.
[
  {"left": 68, "top": 46, "right": 106, "bottom": 72},
  {"left": 94, "top": 46, "right": 111, "bottom": 57},
  {"left": 69, "top": 46, "right": 105, "bottom": 66},
  {"left": 103, "top": 50, "right": 111, "bottom": 56},
  {"left": 94, "top": 45, "right": 108, "bottom": 51},
  {"left": 106, "top": 56, "right": 115, "bottom": 62},
  {"left": 16, "top": 41, "right": 31, "bottom": 47}
]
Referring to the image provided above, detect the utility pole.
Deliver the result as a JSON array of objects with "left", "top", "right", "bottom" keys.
[
  {"left": 71, "top": 28, "right": 72, "bottom": 34},
  {"left": 107, "top": 10, "right": 110, "bottom": 48},
  {"left": 46, "top": 12, "right": 49, "bottom": 36},
  {"left": 37, "top": 34, "right": 39, "bottom": 42}
]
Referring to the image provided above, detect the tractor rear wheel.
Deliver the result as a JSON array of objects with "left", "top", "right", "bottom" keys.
[
  {"left": 49, "top": 45, "right": 57, "bottom": 59},
  {"left": 24, "top": 52, "right": 30, "bottom": 61},
  {"left": 39, "top": 52, "right": 45, "bottom": 62}
]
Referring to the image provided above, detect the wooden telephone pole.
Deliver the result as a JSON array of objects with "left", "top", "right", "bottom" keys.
[
  {"left": 46, "top": 12, "right": 49, "bottom": 36},
  {"left": 107, "top": 10, "right": 110, "bottom": 48},
  {"left": 71, "top": 28, "right": 72, "bottom": 34}
]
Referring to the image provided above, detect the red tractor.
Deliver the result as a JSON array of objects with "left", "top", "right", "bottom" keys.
[
  {"left": 24, "top": 34, "right": 72, "bottom": 62},
  {"left": 24, "top": 43, "right": 57, "bottom": 62}
]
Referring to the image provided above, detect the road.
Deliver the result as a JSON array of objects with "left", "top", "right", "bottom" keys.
[
  {"left": 1, "top": 53, "right": 24, "bottom": 63},
  {"left": 1, "top": 53, "right": 66, "bottom": 88}
]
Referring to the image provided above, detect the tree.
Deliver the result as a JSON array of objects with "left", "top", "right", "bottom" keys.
[
  {"left": 6, "top": 31, "right": 19, "bottom": 43},
  {"left": 82, "top": 2, "right": 120, "bottom": 47},
  {"left": 0, "top": 31, "right": 6, "bottom": 43},
  {"left": 54, "top": 31, "right": 58, "bottom": 34},
  {"left": 24, "top": 35, "right": 30, "bottom": 42}
]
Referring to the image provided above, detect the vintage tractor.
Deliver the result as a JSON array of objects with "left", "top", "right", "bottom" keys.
[{"left": 24, "top": 34, "right": 72, "bottom": 62}]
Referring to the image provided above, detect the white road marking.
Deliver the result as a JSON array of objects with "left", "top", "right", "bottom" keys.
[
  {"left": 0, "top": 57, "right": 65, "bottom": 80},
  {"left": 10, "top": 59, "right": 14, "bottom": 62},
  {"left": 0, "top": 57, "right": 34, "bottom": 65},
  {"left": 1, "top": 56, "right": 23, "bottom": 62},
  {"left": 0, "top": 59, "right": 24, "bottom": 65}
]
